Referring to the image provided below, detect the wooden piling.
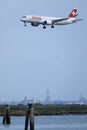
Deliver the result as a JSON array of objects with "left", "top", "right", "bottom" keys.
[
  {"left": 25, "top": 103, "right": 34, "bottom": 130},
  {"left": 25, "top": 105, "right": 29, "bottom": 130},
  {"left": 2, "top": 105, "right": 11, "bottom": 125},
  {"left": 30, "top": 104, "right": 34, "bottom": 130}
]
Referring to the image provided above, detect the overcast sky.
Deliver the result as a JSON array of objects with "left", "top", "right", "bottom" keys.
[{"left": 0, "top": 0, "right": 87, "bottom": 102}]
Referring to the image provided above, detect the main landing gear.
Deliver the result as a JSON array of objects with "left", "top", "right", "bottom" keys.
[
  {"left": 43, "top": 25, "right": 54, "bottom": 29},
  {"left": 51, "top": 25, "right": 54, "bottom": 28},
  {"left": 43, "top": 25, "right": 46, "bottom": 29}
]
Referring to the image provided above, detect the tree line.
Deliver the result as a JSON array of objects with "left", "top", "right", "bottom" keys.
[{"left": 0, "top": 104, "right": 87, "bottom": 116}]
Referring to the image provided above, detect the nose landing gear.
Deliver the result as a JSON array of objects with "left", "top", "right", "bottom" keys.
[{"left": 24, "top": 22, "right": 26, "bottom": 26}]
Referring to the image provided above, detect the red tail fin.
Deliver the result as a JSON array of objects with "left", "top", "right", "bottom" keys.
[{"left": 68, "top": 8, "right": 78, "bottom": 18}]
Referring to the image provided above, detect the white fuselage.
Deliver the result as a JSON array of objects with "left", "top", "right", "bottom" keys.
[{"left": 20, "top": 15, "right": 75, "bottom": 26}]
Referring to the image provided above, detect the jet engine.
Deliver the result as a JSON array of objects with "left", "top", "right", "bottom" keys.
[{"left": 31, "top": 23, "right": 39, "bottom": 26}]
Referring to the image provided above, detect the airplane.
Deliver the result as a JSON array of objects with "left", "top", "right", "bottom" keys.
[{"left": 20, "top": 8, "right": 83, "bottom": 29}]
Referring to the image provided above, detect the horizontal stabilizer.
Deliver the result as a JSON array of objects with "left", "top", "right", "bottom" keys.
[{"left": 73, "top": 19, "right": 84, "bottom": 23}]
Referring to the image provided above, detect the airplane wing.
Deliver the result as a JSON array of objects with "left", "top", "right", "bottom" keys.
[
  {"left": 52, "top": 18, "right": 83, "bottom": 24},
  {"left": 52, "top": 18, "right": 68, "bottom": 24}
]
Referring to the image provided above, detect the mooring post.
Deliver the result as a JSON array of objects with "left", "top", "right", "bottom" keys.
[
  {"left": 25, "top": 103, "right": 34, "bottom": 130},
  {"left": 29, "top": 104, "right": 34, "bottom": 130},
  {"left": 25, "top": 104, "right": 30, "bottom": 130},
  {"left": 2, "top": 104, "right": 11, "bottom": 125}
]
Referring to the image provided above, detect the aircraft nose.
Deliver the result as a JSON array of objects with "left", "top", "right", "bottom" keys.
[
  {"left": 20, "top": 18, "right": 23, "bottom": 22},
  {"left": 20, "top": 17, "right": 25, "bottom": 22}
]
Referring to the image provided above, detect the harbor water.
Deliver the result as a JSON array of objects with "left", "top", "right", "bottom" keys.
[{"left": 0, "top": 115, "right": 87, "bottom": 130}]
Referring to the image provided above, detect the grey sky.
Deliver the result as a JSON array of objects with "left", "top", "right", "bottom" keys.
[{"left": 0, "top": 0, "right": 87, "bottom": 101}]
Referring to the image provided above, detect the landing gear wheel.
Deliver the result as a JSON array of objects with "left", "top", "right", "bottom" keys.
[
  {"left": 43, "top": 26, "right": 46, "bottom": 29},
  {"left": 24, "top": 22, "right": 26, "bottom": 26},
  {"left": 51, "top": 25, "right": 54, "bottom": 28}
]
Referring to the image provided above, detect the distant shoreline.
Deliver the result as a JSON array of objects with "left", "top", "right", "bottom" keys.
[{"left": 0, "top": 104, "right": 87, "bottom": 116}]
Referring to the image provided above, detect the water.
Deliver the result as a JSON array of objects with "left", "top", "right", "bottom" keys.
[{"left": 0, "top": 115, "right": 87, "bottom": 130}]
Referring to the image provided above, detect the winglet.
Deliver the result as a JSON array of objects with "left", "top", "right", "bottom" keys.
[{"left": 68, "top": 8, "right": 78, "bottom": 18}]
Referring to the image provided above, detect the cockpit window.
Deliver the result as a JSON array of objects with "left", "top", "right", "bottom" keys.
[{"left": 22, "top": 16, "right": 26, "bottom": 18}]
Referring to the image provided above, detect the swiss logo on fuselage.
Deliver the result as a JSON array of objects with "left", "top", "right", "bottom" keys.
[{"left": 32, "top": 16, "right": 41, "bottom": 20}]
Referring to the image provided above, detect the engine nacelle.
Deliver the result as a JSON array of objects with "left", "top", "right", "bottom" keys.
[
  {"left": 44, "top": 20, "right": 52, "bottom": 25},
  {"left": 31, "top": 23, "right": 39, "bottom": 26}
]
